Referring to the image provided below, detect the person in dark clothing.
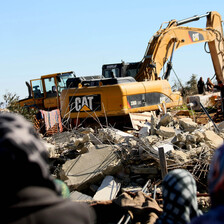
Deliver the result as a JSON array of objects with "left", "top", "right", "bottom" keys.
[
  {"left": 0, "top": 113, "right": 95, "bottom": 224},
  {"left": 214, "top": 81, "right": 224, "bottom": 115},
  {"left": 197, "top": 77, "right": 205, "bottom": 94}
]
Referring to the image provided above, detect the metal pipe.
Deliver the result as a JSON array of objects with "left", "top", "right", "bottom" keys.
[
  {"left": 199, "top": 102, "right": 220, "bottom": 133},
  {"left": 176, "top": 12, "right": 210, "bottom": 26}
]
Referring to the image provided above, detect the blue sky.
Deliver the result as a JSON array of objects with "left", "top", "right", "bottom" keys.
[{"left": 0, "top": 0, "right": 223, "bottom": 104}]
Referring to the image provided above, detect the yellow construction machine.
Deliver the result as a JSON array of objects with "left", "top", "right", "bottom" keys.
[
  {"left": 60, "top": 11, "right": 224, "bottom": 128},
  {"left": 19, "top": 71, "right": 76, "bottom": 109}
]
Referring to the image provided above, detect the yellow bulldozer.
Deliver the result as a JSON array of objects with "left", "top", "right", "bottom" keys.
[{"left": 19, "top": 11, "right": 224, "bottom": 129}]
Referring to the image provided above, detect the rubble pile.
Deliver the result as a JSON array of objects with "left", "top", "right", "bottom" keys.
[{"left": 41, "top": 111, "right": 224, "bottom": 204}]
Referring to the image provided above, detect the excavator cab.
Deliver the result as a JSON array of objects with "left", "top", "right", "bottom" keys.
[
  {"left": 102, "top": 62, "right": 142, "bottom": 79},
  {"left": 19, "top": 71, "right": 75, "bottom": 109}
]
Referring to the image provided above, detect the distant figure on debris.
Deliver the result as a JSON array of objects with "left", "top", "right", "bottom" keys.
[
  {"left": 197, "top": 77, "right": 206, "bottom": 94},
  {"left": 190, "top": 144, "right": 224, "bottom": 224},
  {"left": 214, "top": 81, "right": 224, "bottom": 115},
  {"left": 206, "top": 78, "right": 214, "bottom": 92},
  {"left": 155, "top": 169, "right": 202, "bottom": 224},
  {"left": 0, "top": 113, "right": 95, "bottom": 224}
]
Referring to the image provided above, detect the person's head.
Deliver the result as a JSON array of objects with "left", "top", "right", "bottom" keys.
[
  {"left": 200, "top": 77, "right": 203, "bottom": 81},
  {"left": 158, "top": 169, "right": 201, "bottom": 224},
  {"left": 208, "top": 144, "right": 224, "bottom": 207},
  {"left": 0, "top": 113, "right": 60, "bottom": 205}
]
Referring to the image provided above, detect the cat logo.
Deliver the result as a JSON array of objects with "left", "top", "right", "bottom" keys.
[
  {"left": 192, "top": 33, "right": 199, "bottom": 41},
  {"left": 74, "top": 96, "right": 93, "bottom": 111},
  {"left": 188, "top": 31, "right": 204, "bottom": 42},
  {"left": 69, "top": 94, "right": 101, "bottom": 112}
]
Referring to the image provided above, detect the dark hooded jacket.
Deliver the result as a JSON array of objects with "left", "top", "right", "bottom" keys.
[{"left": 0, "top": 113, "right": 95, "bottom": 224}]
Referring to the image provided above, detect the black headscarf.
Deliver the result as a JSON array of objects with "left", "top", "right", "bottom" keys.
[{"left": 0, "top": 113, "right": 59, "bottom": 206}]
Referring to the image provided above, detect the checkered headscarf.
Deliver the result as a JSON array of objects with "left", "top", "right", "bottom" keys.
[
  {"left": 156, "top": 169, "right": 201, "bottom": 224},
  {"left": 0, "top": 113, "right": 59, "bottom": 206}
]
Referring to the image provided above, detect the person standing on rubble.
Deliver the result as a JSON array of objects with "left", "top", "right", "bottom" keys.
[
  {"left": 190, "top": 144, "right": 224, "bottom": 224},
  {"left": 206, "top": 78, "right": 214, "bottom": 92},
  {"left": 197, "top": 77, "right": 206, "bottom": 94},
  {"left": 214, "top": 80, "right": 224, "bottom": 115},
  {"left": 0, "top": 113, "right": 95, "bottom": 224},
  {"left": 155, "top": 169, "right": 202, "bottom": 224}
]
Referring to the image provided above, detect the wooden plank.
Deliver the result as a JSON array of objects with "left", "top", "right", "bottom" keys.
[{"left": 158, "top": 147, "right": 168, "bottom": 179}]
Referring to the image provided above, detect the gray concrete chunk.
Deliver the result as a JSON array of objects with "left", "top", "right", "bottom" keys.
[
  {"left": 59, "top": 145, "right": 122, "bottom": 191},
  {"left": 93, "top": 175, "right": 121, "bottom": 201}
]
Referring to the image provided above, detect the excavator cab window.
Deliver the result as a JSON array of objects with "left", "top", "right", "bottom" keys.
[
  {"left": 44, "top": 77, "right": 57, "bottom": 98},
  {"left": 31, "top": 79, "right": 44, "bottom": 99},
  {"left": 126, "top": 62, "right": 142, "bottom": 78},
  {"left": 126, "top": 68, "right": 138, "bottom": 78},
  {"left": 104, "top": 68, "right": 120, "bottom": 78},
  {"left": 102, "top": 64, "right": 123, "bottom": 78},
  {"left": 57, "top": 72, "right": 75, "bottom": 93}
]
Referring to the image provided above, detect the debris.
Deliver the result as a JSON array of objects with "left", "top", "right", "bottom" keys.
[
  {"left": 93, "top": 175, "right": 121, "bottom": 201},
  {"left": 98, "top": 127, "right": 133, "bottom": 144},
  {"left": 12, "top": 105, "right": 223, "bottom": 211},
  {"left": 129, "top": 112, "right": 154, "bottom": 130},
  {"left": 158, "top": 147, "right": 168, "bottom": 179},
  {"left": 158, "top": 112, "right": 172, "bottom": 127},
  {"left": 203, "top": 130, "right": 223, "bottom": 149},
  {"left": 156, "top": 126, "right": 176, "bottom": 138},
  {"left": 179, "top": 117, "right": 198, "bottom": 132},
  {"left": 187, "top": 92, "right": 220, "bottom": 111},
  {"left": 70, "top": 191, "right": 93, "bottom": 201},
  {"left": 59, "top": 145, "right": 122, "bottom": 191}
]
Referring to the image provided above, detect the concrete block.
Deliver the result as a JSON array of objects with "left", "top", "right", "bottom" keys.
[
  {"left": 59, "top": 145, "right": 122, "bottom": 191},
  {"left": 93, "top": 175, "right": 121, "bottom": 201}
]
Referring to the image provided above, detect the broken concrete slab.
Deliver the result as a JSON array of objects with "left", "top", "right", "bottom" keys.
[
  {"left": 59, "top": 145, "right": 122, "bottom": 191},
  {"left": 179, "top": 118, "right": 197, "bottom": 132},
  {"left": 41, "top": 140, "right": 59, "bottom": 158},
  {"left": 158, "top": 112, "right": 172, "bottom": 127},
  {"left": 79, "top": 127, "right": 95, "bottom": 134},
  {"left": 217, "top": 121, "right": 224, "bottom": 131},
  {"left": 93, "top": 175, "right": 121, "bottom": 201},
  {"left": 152, "top": 143, "right": 174, "bottom": 154},
  {"left": 156, "top": 126, "right": 176, "bottom": 138},
  {"left": 76, "top": 142, "right": 95, "bottom": 154},
  {"left": 89, "top": 133, "right": 103, "bottom": 145},
  {"left": 187, "top": 92, "right": 220, "bottom": 111},
  {"left": 98, "top": 128, "right": 133, "bottom": 144},
  {"left": 70, "top": 191, "right": 93, "bottom": 201},
  {"left": 194, "top": 130, "right": 205, "bottom": 142},
  {"left": 203, "top": 130, "right": 223, "bottom": 149},
  {"left": 130, "top": 165, "right": 159, "bottom": 175},
  {"left": 74, "top": 134, "right": 91, "bottom": 147},
  {"left": 142, "top": 135, "right": 160, "bottom": 145},
  {"left": 139, "top": 124, "right": 151, "bottom": 137},
  {"left": 168, "top": 149, "right": 190, "bottom": 164}
]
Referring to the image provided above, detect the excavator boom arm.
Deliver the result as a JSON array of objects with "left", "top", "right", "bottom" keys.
[{"left": 135, "top": 11, "right": 224, "bottom": 83}]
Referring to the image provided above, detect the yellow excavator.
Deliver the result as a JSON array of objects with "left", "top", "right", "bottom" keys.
[
  {"left": 60, "top": 11, "right": 224, "bottom": 127},
  {"left": 19, "top": 71, "right": 76, "bottom": 109}
]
